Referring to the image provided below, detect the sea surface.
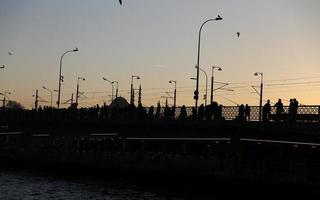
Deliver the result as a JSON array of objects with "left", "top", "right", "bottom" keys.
[
  {"left": 0, "top": 168, "right": 177, "bottom": 200},
  {"left": 1, "top": 166, "right": 319, "bottom": 199}
]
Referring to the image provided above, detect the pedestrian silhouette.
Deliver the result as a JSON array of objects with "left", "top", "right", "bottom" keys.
[
  {"left": 198, "top": 104, "right": 205, "bottom": 120},
  {"left": 245, "top": 104, "right": 251, "bottom": 121},
  {"left": 293, "top": 98, "right": 299, "bottom": 122},
  {"left": 274, "top": 99, "right": 284, "bottom": 122},
  {"left": 155, "top": 102, "right": 161, "bottom": 119},
  {"left": 289, "top": 99, "right": 294, "bottom": 122},
  {"left": 179, "top": 105, "right": 187, "bottom": 120},
  {"left": 263, "top": 100, "right": 271, "bottom": 122},
  {"left": 148, "top": 106, "right": 154, "bottom": 120},
  {"left": 236, "top": 32, "right": 240, "bottom": 37},
  {"left": 238, "top": 104, "right": 245, "bottom": 121}
]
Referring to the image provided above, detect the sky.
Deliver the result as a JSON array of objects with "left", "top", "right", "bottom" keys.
[{"left": 0, "top": 0, "right": 320, "bottom": 108}]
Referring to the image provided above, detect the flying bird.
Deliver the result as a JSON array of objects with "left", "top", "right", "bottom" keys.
[
  {"left": 236, "top": 32, "right": 240, "bottom": 37},
  {"left": 119, "top": 0, "right": 122, "bottom": 5},
  {"left": 8, "top": 52, "right": 12, "bottom": 55}
]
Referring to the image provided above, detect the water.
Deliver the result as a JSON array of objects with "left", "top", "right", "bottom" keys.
[
  {"left": 1, "top": 167, "right": 318, "bottom": 199},
  {"left": 0, "top": 168, "right": 171, "bottom": 200}
]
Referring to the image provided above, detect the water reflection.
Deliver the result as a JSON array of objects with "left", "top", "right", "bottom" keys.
[{"left": 0, "top": 169, "right": 166, "bottom": 200}]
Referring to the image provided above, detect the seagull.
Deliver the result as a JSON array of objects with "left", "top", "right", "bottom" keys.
[
  {"left": 8, "top": 52, "right": 12, "bottom": 55},
  {"left": 236, "top": 32, "right": 240, "bottom": 37},
  {"left": 119, "top": 0, "right": 122, "bottom": 5}
]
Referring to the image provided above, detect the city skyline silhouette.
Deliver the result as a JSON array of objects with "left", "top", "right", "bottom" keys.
[{"left": 0, "top": 0, "right": 320, "bottom": 109}]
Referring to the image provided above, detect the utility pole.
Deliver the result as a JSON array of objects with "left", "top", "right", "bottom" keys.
[
  {"left": 195, "top": 16, "right": 223, "bottom": 110},
  {"left": 132, "top": 88, "right": 135, "bottom": 105},
  {"left": 211, "top": 66, "right": 222, "bottom": 104},
  {"left": 1, "top": 92, "right": 11, "bottom": 109},
  {"left": 169, "top": 80, "right": 177, "bottom": 108},
  {"left": 115, "top": 81, "right": 119, "bottom": 98},
  {"left": 130, "top": 75, "right": 140, "bottom": 106},
  {"left": 254, "top": 72, "right": 263, "bottom": 122},
  {"left": 75, "top": 77, "right": 85, "bottom": 108},
  {"left": 57, "top": 48, "right": 78, "bottom": 109},
  {"left": 71, "top": 93, "right": 74, "bottom": 107},
  {"left": 35, "top": 89, "right": 39, "bottom": 110}
]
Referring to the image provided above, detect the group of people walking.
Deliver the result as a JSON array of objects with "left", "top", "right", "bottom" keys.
[
  {"left": 237, "top": 98, "right": 300, "bottom": 122},
  {"left": 262, "top": 98, "right": 299, "bottom": 122}
]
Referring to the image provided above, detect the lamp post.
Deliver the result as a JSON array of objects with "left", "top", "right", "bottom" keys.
[
  {"left": 114, "top": 81, "right": 119, "bottom": 98},
  {"left": 57, "top": 48, "right": 78, "bottom": 109},
  {"left": 42, "top": 86, "right": 53, "bottom": 108},
  {"left": 254, "top": 72, "right": 263, "bottom": 122},
  {"left": 75, "top": 77, "right": 85, "bottom": 108},
  {"left": 169, "top": 80, "right": 177, "bottom": 108},
  {"left": 194, "top": 16, "right": 223, "bottom": 110},
  {"left": 130, "top": 75, "right": 140, "bottom": 105},
  {"left": 0, "top": 91, "right": 11, "bottom": 109},
  {"left": 211, "top": 66, "right": 222, "bottom": 104},
  {"left": 103, "top": 77, "right": 115, "bottom": 102},
  {"left": 197, "top": 67, "right": 208, "bottom": 106}
]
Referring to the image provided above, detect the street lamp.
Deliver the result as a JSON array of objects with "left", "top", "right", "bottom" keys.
[
  {"left": 57, "top": 47, "right": 78, "bottom": 109},
  {"left": 114, "top": 81, "right": 119, "bottom": 98},
  {"left": 103, "top": 77, "right": 115, "bottom": 102},
  {"left": 75, "top": 76, "right": 85, "bottom": 108},
  {"left": 254, "top": 72, "right": 263, "bottom": 122},
  {"left": 0, "top": 91, "right": 11, "bottom": 109},
  {"left": 194, "top": 15, "right": 223, "bottom": 110},
  {"left": 196, "top": 66, "right": 208, "bottom": 106},
  {"left": 169, "top": 80, "right": 177, "bottom": 108},
  {"left": 211, "top": 66, "right": 222, "bottom": 104},
  {"left": 130, "top": 75, "right": 140, "bottom": 105},
  {"left": 42, "top": 86, "right": 53, "bottom": 108}
]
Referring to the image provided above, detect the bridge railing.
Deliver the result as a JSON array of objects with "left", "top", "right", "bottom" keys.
[{"left": 0, "top": 105, "right": 320, "bottom": 122}]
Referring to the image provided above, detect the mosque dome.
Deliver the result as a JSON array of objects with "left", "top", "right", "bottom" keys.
[{"left": 109, "top": 97, "right": 129, "bottom": 108}]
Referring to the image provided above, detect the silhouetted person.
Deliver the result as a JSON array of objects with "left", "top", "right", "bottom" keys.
[
  {"left": 148, "top": 106, "right": 154, "bottom": 120},
  {"left": 245, "top": 104, "right": 251, "bottom": 121},
  {"left": 171, "top": 106, "right": 176, "bottom": 120},
  {"left": 198, "top": 104, "right": 205, "bottom": 120},
  {"left": 137, "top": 103, "right": 147, "bottom": 120},
  {"left": 274, "top": 99, "right": 284, "bottom": 122},
  {"left": 211, "top": 101, "right": 219, "bottom": 120},
  {"left": 293, "top": 98, "right": 299, "bottom": 122},
  {"left": 238, "top": 104, "right": 245, "bottom": 121},
  {"left": 289, "top": 99, "right": 294, "bottom": 122},
  {"left": 155, "top": 102, "right": 161, "bottom": 119},
  {"left": 217, "top": 105, "right": 223, "bottom": 120},
  {"left": 205, "top": 104, "right": 213, "bottom": 120},
  {"left": 179, "top": 105, "right": 187, "bottom": 120},
  {"left": 262, "top": 100, "right": 271, "bottom": 122},
  {"left": 164, "top": 105, "right": 171, "bottom": 120},
  {"left": 191, "top": 107, "right": 197, "bottom": 120}
]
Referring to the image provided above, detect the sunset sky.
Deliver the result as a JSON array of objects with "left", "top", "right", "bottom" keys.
[{"left": 1, "top": 0, "right": 320, "bottom": 108}]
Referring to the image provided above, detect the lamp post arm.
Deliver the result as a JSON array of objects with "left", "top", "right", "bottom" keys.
[
  {"left": 195, "top": 18, "right": 220, "bottom": 110},
  {"left": 57, "top": 50, "right": 75, "bottom": 109}
]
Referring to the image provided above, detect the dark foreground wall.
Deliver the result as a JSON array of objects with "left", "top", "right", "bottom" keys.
[{"left": 1, "top": 133, "right": 320, "bottom": 187}]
